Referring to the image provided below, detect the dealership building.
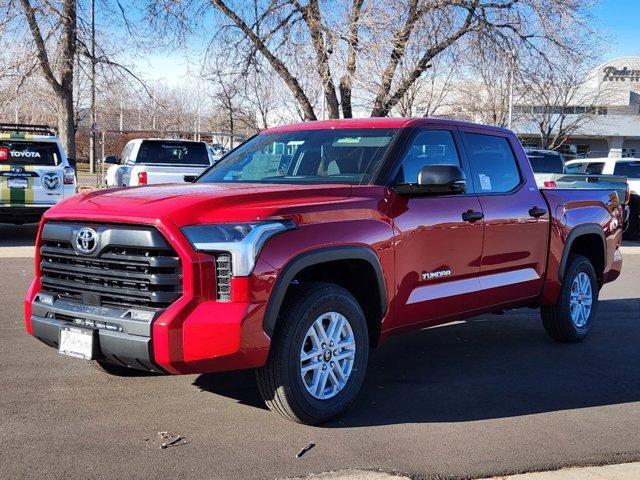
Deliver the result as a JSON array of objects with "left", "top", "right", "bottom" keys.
[{"left": 513, "top": 57, "right": 640, "bottom": 158}]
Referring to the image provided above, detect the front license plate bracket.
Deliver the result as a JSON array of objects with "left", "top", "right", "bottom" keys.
[{"left": 58, "top": 326, "right": 97, "bottom": 360}]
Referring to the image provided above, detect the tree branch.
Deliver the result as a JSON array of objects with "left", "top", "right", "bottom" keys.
[{"left": 212, "top": 0, "right": 317, "bottom": 120}]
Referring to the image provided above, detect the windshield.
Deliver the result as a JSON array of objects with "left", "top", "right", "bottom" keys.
[
  {"left": 198, "top": 129, "right": 397, "bottom": 185},
  {"left": 0, "top": 141, "right": 60, "bottom": 166},
  {"left": 527, "top": 152, "right": 564, "bottom": 174},
  {"left": 133, "top": 140, "right": 209, "bottom": 166}
]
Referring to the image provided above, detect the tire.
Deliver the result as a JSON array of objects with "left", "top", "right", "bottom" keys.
[
  {"left": 540, "top": 254, "right": 599, "bottom": 343},
  {"left": 256, "top": 283, "right": 369, "bottom": 425},
  {"left": 87, "top": 360, "right": 156, "bottom": 377}
]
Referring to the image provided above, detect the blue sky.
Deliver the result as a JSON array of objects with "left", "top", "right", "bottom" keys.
[
  {"left": 137, "top": 0, "right": 640, "bottom": 83},
  {"left": 592, "top": 0, "right": 640, "bottom": 58}
]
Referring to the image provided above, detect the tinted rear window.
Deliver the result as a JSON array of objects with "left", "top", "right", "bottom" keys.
[
  {"left": 463, "top": 133, "right": 521, "bottom": 193},
  {"left": 527, "top": 152, "right": 564, "bottom": 173},
  {"left": 0, "top": 141, "right": 60, "bottom": 166},
  {"left": 614, "top": 161, "right": 640, "bottom": 178},
  {"left": 134, "top": 141, "right": 209, "bottom": 166}
]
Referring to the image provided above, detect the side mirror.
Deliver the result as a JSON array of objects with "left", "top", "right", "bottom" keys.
[
  {"left": 395, "top": 165, "right": 466, "bottom": 196},
  {"left": 103, "top": 155, "right": 119, "bottom": 165}
]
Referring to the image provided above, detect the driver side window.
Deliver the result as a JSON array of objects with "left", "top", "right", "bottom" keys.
[{"left": 395, "top": 130, "right": 461, "bottom": 184}]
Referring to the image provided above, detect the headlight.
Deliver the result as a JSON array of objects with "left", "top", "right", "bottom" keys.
[{"left": 181, "top": 221, "right": 296, "bottom": 276}]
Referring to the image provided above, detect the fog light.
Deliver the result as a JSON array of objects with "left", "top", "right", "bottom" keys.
[
  {"left": 127, "top": 310, "right": 154, "bottom": 321},
  {"left": 37, "top": 293, "right": 55, "bottom": 306}
]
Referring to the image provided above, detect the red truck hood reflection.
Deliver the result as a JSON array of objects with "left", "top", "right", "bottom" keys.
[{"left": 45, "top": 183, "right": 353, "bottom": 226}]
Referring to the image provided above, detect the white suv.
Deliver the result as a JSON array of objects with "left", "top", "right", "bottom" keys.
[
  {"left": 565, "top": 157, "right": 640, "bottom": 237},
  {"left": 0, "top": 124, "right": 77, "bottom": 224},
  {"left": 104, "top": 139, "right": 218, "bottom": 187}
]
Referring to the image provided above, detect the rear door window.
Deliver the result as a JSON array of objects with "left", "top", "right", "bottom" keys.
[
  {"left": 613, "top": 161, "right": 640, "bottom": 178},
  {"left": 136, "top": 141, "right": 209, "bottom": 166},
  {"left": 463, "top": 133, "right": 521, "bottom": 193},
  {"left": 0, "top": 141, "right": 60, "bottom": 166}
]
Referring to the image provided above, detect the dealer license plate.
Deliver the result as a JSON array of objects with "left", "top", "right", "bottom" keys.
[
  {"left": 8, "top": 178, "right": 28, "bottom": 189},
  {"left": 59, "top": 326, "right": 95, "bottom": 360}
]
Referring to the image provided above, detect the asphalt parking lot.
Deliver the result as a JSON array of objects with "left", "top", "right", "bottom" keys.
[{"left": 1, "top": 224, "right": 639, "bottom": 480}]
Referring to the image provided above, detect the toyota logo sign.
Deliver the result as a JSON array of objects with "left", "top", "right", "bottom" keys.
[{"left": 75, "top": 227, "right": 98, "bottom": 255}]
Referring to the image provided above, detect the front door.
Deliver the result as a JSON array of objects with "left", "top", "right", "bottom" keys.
[{"left": 390, "top": 127, "right": 484, "bottom": 329}]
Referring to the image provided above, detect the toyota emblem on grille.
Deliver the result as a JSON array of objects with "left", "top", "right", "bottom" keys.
[{"left": 75, "top": 227, "right": 98, "bottom": 255}]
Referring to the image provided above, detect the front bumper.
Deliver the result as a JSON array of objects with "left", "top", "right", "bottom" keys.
[
  {"left": 25, "top": 213, "right": 275, "bottom": 374},
  {"left": 29, "top": 293, "right": 162, "bottom": 372}
]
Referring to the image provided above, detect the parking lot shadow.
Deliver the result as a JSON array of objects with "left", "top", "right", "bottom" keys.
[
  {"left": 193, "top": 298, "right": 640, "bottom": 426},
  {"left": 193, "top": 369, "right": 268, "bottom": 410},
  {"left": 0, "top": 224, "right": 38, "bottom": 247}
]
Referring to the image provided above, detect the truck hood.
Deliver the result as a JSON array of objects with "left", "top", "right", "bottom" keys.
[{"left": 46, "top": 183, "right": 353, "bottom": 226}]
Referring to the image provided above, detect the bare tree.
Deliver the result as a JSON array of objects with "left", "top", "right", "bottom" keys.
[
  {"left": 18, "top": 0, "right": 77, "bottom": 156},
  {"left": 193, "top": 0, "right": 595, "bottom": 120},
  {"left": 450, "top": 43, "right": 521, "bottom": 127},
  {"left": 515, "top": 54, "right": 613, "bottom": 149},
  {"left": 393, "top": 48, "right": 459, "bottom": 117}
]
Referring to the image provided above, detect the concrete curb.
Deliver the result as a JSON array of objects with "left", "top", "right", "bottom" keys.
[
  {"left": 293, "top": 462, "right": 640, "bottom": 480},
  {"left": 477, "top": 461, "right": 640, "bottom": 479}
]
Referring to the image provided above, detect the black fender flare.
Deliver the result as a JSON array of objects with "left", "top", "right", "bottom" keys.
[
  {"left": 262, "top": 246, "right": 388, "bottom": 338},
  {"left": 558, "top": 223, "right": 605, "bottom": 282}
]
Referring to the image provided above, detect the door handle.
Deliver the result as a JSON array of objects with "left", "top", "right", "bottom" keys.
[
  {"left": 529, "top": 206, "right": 547, "bottom": 218},
  {"left": 462, "top": 210, "right": 484, "bottom": 223}
]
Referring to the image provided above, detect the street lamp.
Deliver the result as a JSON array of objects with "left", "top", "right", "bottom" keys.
[{"left": 507, "top": 47, "right": 517, "bottom": 130}]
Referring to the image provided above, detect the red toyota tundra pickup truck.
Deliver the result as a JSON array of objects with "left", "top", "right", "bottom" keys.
[{"left": 25, "top": 118, "right": 623, "bottom": 424}]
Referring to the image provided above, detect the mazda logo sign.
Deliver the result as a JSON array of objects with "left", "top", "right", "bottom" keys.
[
  {"left": 75, "top": 227, "right": 98, "bottom": 255},
  {"left": 42, "top": 172, "right": 61, "bottom": 190}
]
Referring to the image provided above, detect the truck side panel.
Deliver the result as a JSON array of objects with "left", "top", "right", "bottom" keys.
[{"left": 539, "top": 188, "right": 623, "bottom": 305}]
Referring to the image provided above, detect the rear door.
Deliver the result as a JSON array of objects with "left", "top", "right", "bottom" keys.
[
  {"left": 459, "top": 128, "right": 549, "bottom": 307},
  {"left": 0, "top": 140, "right": 64, "bottom": 206},
  {"left": 391, "top": 126, "right": 485, "bottom": 328}
]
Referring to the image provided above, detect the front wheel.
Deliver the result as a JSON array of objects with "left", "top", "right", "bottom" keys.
[
  {"left": 540, "top": 254, "right": 599, "bottom": 342},
  {"left": 256, "top": 283, "right": 369, "bottom": 425}
]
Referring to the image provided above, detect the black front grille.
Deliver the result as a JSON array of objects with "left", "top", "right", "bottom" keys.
[{"left": 39, "top": 223, "right": 182, "bottom": 309}]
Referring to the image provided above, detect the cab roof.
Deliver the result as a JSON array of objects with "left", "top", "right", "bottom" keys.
[{"left": 262, "top": 117, "right": 512, "bottom": 134}]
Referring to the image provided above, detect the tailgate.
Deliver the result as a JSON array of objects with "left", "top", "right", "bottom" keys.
[
  {"left": 0, "top": 164, "right": 63, "bottom": 206},
  {"left": 133, "top": 165, "right": 207, "bottom": 185},
  {"left": 553, "top": 174, "right": 629, "bottom": 205}
]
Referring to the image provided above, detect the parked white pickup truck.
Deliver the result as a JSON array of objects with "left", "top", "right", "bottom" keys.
[
  {"left": 564, "top": 157, "right": 640, "bottom": 238},
  {"left": 104, "top": 139, "right": 219, "bottom": 187}
]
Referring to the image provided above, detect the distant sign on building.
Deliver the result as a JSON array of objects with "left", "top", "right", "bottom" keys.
[{"left": 603, "top": 66, "right": 640, "bottom": 82}]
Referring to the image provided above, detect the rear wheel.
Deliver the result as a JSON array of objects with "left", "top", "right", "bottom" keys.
[
  {"left": 256, "top": 283, "right": 369, "bottom": 425},
  {"left": 540, "top": 255, "right": 599, "bottom": 342}
]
